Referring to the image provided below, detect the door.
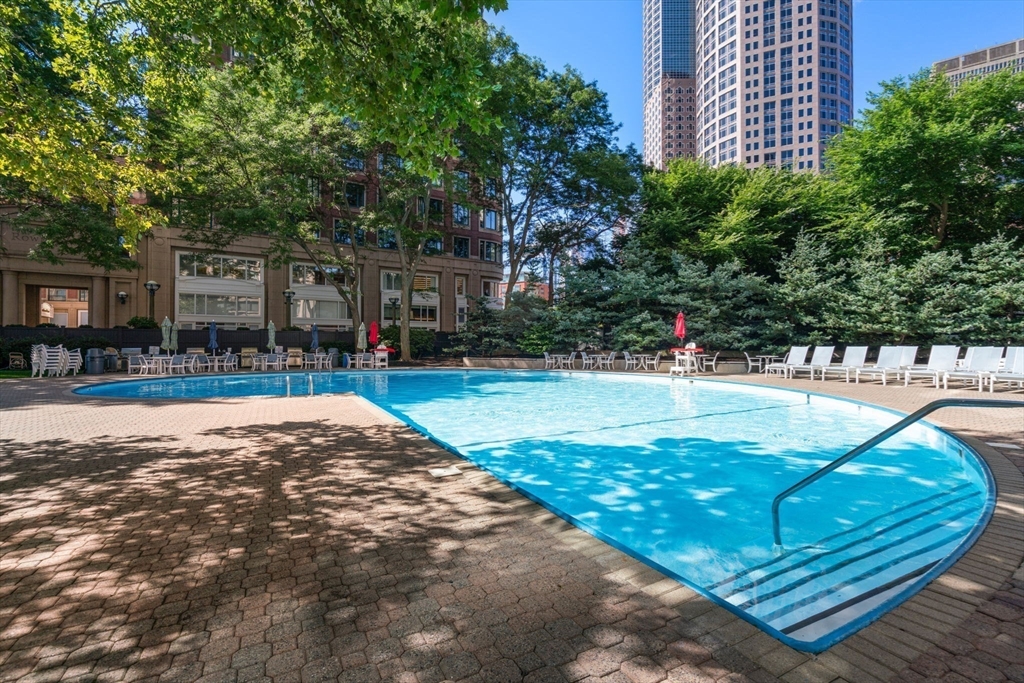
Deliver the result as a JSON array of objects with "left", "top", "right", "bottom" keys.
[{"left": 53, "top": 312, "right": 69, "bottom": 327}]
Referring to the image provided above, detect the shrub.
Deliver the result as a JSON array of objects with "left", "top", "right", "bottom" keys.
[
  {"left": 127, "top": 316, "right": 158, "bottom": 329},
  {"left": 380, "top": 325, "right": 436, "bottom": 359},
  {"left": 37, "top": 323, "right": 57, "bottom": 328}
]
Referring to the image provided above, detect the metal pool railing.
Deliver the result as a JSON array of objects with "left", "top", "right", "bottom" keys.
[{"left": 771, "top": 398, "right": 1022, "bottom": 550}]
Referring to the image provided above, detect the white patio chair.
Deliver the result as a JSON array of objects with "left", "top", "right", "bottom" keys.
[
  {"left": 819, "top": 346, "right": 868, "bottom": 382},
  {"left": 66, "top": 349, "right": 83, "bottom": 375},
  {"left": 223, "top": 353, "right": 239, "bottom": 372},
  {"left": 193, "top": 354, "right": 211, "bottom": 372},
  {"left": 543, "top": 352, "right": 556, "bottom": 370},
  {"left": 302, "top": 353, "right": 318, "bottom": 370},
  {"left": 788, "top": 346, "right": 833, "bottom": 380},
  {"left": 560, "top": 352, "right": 577, "bottom": 370},
  {"left": 623, "top": 352, "right": 639, "bottom": 372},
  {"left": 766, "top": 347, "right": 809, "bottom": 378},
  {"left": 744, "top": 352, "right": 767, "bottom": 374},
  {"left": 598, "top": 352, "right": 616, "bottom": 370},
  {"left": 989, "top": 347, "right": 1023, "bottom": 392},
  {"left": 642, "top": 352, "right": 662, "bottom": 372},
  {"left": 580, "top": 352, "right": 597, "bottom": 370},
  {"left": 903, "top": 346, "right": 960, "bottom": 388},
  {"left": 374, "top": 350, "right": 389, "bottom": 369},
  {"left": 943, "top": 347, "right": 1003, "bottom": 391},
  {"left": 30, "top": 344, "right": 45, "bottom": 377},
  {"left": 265, "top": 354, "right": 284, "bottom": 371},
  {"left": 169, "top": 355, "right": 190, "bottom": 374},
  {"left": 697, "top": 352, "right": 720, "bottom": 373},
  {"left": 127, "top": 354, "right": 148, "bottom": 375},
  {"left": 854, "top": 346, "right": 903, "bottom": 385}
]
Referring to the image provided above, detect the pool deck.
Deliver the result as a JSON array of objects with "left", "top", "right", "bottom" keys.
[{"left": 0, "top": 372, "right": 1021, "bottom": 683}]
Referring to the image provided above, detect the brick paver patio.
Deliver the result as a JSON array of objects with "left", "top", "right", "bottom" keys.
[{"left": 1, "top": 372, "right": 1021, "bottom": 683}]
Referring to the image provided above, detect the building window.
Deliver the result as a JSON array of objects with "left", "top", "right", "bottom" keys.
[
  {"left": 381, "top": 271, "right": 401, "bottom": 291},
  {"left": 412, "top": 274, "right": 438, "bottom": 292},
  {"left": 453, "top": 236, "right": 470, "bottom": 258},
  {"left": 178, "top": 253, "right": 263, "bottom": 281},
  {"left": 333, "top": 219, "right": 365, "bottom": 245},
  {"left": 345, "top": 182, "right": 365, "bottom": 208},
  {"left": 453, "top": 203, "right": 469, "bottom": 226},
  {"left": 481, "top": 280, "right": 499, "bottom": 298},
  {"left": 424, "top": 237, "right": 444, "bottom": 255},
  {"left": 292, "top": 299, "right": 350, "bottom": 321},
  {"left": 484, "top": 177, "right": 498, "bottom": 198},
  {"left": 345, "top": 156, "right": 365, "bottom": 171},
  {"left": 291, "top": 263, "right": 345, "bottom": 287},
  {"left": 429, "top": 198, "right": 444, "bottom": 222},
  {"left": 480, "top": 240, "right": 500, "bottom": 263},
  {"left": 453, "top": 170, "right": 470, "bottom": 193},
  {"left": 46, "top": 288, "right": 67, "bottom": 301},
  {"left": 177, "top": 293, "right": 261, "bottom": 317},
  {"left": 483, "top": 209, "right": 499, "bottom": 230},
  {"left": 376, "top": 228, "right": 397, "bottom": 250},
  {"left": 455, "top": 276, "right": 467, "bottom": 296},
  {"left": 382, "top": 304, "right": 437, "bottom": 323}
]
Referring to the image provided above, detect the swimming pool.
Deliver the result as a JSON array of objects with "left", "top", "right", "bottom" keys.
[{"left": 76, "top": 370, "right": 993, "bottom": 652}]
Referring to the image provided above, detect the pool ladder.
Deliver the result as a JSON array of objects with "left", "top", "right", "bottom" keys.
[{"left": 771, "top": 398, "right": 1022, "bottom": 551}]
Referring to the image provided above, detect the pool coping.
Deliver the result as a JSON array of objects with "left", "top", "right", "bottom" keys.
[{"left": 349, "top": 392, "right": 1023, "bottom": 683}]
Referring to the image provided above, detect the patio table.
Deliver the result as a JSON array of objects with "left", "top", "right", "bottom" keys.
[
  {"left": 210, "top": 356, "right": 233, "bottom": 372},
  {"left": 145, "top": 356, "right": 172, "bottom": 375},
  {"left": 551, "top": 354, "right": 571, "bottom": 369},
  {"left": 757, "top": 355, "right": 781, "bottom": 374}
]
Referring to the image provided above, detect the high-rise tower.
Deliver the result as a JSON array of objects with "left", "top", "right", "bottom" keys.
[
  {"left": 693, "top": 0, "right": 853, "bottom": 171},
  {"left": 642, "top": 0, "right": 698, "bottom": 169}
]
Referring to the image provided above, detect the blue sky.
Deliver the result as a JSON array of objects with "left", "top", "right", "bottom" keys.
[{"left": 489, "top": 0, "right": 1024, "bottom": 150}]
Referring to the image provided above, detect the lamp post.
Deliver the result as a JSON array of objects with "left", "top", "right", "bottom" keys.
[
  {"left": 283, "top": 289, "right": 295, "bottom": 329},
  {"left": 144, "top": 281, "right": 160, "bottom": 320},
  {"left": 389, "top": 296, "right": 399, "bottom": 328}
]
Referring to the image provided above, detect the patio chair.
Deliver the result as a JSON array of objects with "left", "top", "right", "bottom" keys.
[
  {"left": 580, "top": 352, "right": 597, "bottom": 370},
  {"left": 169, "top": 355, "right": 191, "bottom": 374},
  {"left": 543, "top": 352, "right": 557, "bottom": 370},
  {"left": 7, "top": 352, "right": 27, "bottom": 370},
  {"left": 302, "top": 353, "right": 318, "bottom": 370},
  {"left": 854, "top": 346, "right": 904, "bottom": 386},
  {"left": 943, "top": 347, "right": 1003, "bottom": 391},
  {"left": 560, "top": 352, "right": 577, "bottom": 370},
  {"left": 265, "top": 353, "right": 284, "bottom": 371},
  {"left": 989, "top": 347, "right": 1023, "bottom": 392},
  {"left": 598, "top": 351, "right": 616, "bottom": 370},
  {"left": 66, "top": 349, "right": 83, "bottom": 375},
  {"left": 766, "top": 347, "right": 809, "bottom": 378},
  {"left": 819, "top": 346, "right": 868, "bottom": 382},
  {"left": 374, "top": 350, "right": 389, "bottom": 369},
  {"left": 622, "top": 352, "right": 639, "bottom": 372},
  {"left": 222, "top": 353, "right": 239, "bottom": 372},
  {"left": 642, "top": 352, "right": 662, "bottom": 372},
  {"left": 127, "top": 354, "right": 148, "bottom": 375},
  {"left": 787, "top": 346, "right": 833, "bottom": 379},
  {"left": 744, "top": 352, "right": 768, "bottom": 374},
  {"left": 193, "top": 354, "right": 212, "bottom": 372},
  {"left": 902, "top": 346, "right": 959, "bottom": 388},
  {"left": 697, "top": 352, "right": 720, "bottom": 373}
]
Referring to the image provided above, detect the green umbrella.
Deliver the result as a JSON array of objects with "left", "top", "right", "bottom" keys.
[
  {"left": 170, "top": 322, "right": 179, "bottom": 352},
  {"left": 357, "top": 322, "right": 367, "bottom": 351},
  {"left": 160, "top": 317, "right": 172, "bottom": 351},
  {"left": 266, "top": 320, "right": 276, "bottom": 352}
]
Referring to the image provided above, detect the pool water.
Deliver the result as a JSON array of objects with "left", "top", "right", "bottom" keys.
[{"left": 76, "top": 370, "right": 993, "bottom": 651}]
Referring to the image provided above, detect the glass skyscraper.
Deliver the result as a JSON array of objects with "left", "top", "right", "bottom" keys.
[{"left": 643, "top": 0, "right": 698, "bottom": 169}]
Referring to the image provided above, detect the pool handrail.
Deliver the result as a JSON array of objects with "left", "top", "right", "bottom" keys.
[{"left": 771, "top": 398, "right": 1022, "bottom": 549}]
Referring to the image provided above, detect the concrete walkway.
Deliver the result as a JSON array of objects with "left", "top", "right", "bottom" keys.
[{"left": 0, "top": 373, "right": 1021, "bottom": 683}]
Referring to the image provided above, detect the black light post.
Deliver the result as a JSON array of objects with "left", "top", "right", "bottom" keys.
[
  {"left": 283, "top": 289, "right": 296, "bottom": 328},
  {"left": 389, "top": 296, "right": 399, "bottom": 328},
  {"left": 144, "top": 281, "right": 160, "bottom": 320}
]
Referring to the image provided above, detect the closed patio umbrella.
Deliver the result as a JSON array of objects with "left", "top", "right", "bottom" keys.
[
  {"left": 170, "top": 322, "right": 179, "bottom": 352},
  {"left": 310, "top": 323, "right": 319, "bottom": 351},
  {"left": 208, "top": 320, "right": 219, "bottom": 354},
  {"left": 674, "top": 312, "right": 686, "bottom": 341},
  {"left": 369, "top": 320, "right": 379, "bottom": 345},
  {"left": 160, "top": 317, "right": 172, "bottom": 351},
  {"left": 357, "top": 323, "right": 367, "bottom": 351},
  {"left": 266, "top": 321, "right": 276, "bottom": 352}
]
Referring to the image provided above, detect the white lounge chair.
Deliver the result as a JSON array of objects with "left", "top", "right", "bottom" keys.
[
  {"left": 989, "top": 347, "right": 1023, "bottom": 392},
  {"left": 897, "top": 346, "right": 919, "bottom": 369},
  {"left": 902, "top": 346, "right": 960, "bottom": 388},
  {"left": 819, "top": 346, "right": 868, "bottom": 382},
  {"left": 788, "top": 346, "right": 835, "bottom": 380},
  {"left": 766, "top": 347, "right": 809, "bottom": 377},
  {"left": 943, "top": 347, "right": 1003, "bottom": 391},
  {"left": 854, "top": 346, "right": 903, "bottom": 385},
  {"left": 66, "top": 349, "right": 83, "bottom": 376}
]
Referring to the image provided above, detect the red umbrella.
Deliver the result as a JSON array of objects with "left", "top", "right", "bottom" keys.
[
  {"left": 369, "top": 320, "right": 379, "bottom": 344},
  {"left": 674, "top": 312, "right": 686, "bottom": 340}
]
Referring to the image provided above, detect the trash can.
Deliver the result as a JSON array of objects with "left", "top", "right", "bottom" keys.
[
  {"left": 105, "top": 352, "right": 119, "bottom": 372},
  {"left": 341, "top": 353, "right": 350, "bottom": 369},
  {"left": 86, "top": 348, "right": 106, "bottom": 374}
]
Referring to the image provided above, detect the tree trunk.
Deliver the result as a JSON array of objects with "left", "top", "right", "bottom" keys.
[
  {"left": 400, "top": 282, "right": 413, "bottom": 363},
  {"left": 547, "top": 251, "right": 557, "bottom": 303},
  {"left": 934, "top": 200, "right": 949, "bottom": 246}
]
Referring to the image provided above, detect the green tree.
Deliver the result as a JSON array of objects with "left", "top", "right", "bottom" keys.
[
  {"left": 166, "top": 65, "right": 371, "bottom": 333},
  {"left": 827, "top": 69, "right": 1024, "bottom": 249},
  {"left": 462, "top": 34, "right": 639, "bottom": 307}
]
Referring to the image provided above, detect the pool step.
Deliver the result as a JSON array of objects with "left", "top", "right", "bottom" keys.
[{"left": 708, "top": 484, "right": 980, "bottom": 643}]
